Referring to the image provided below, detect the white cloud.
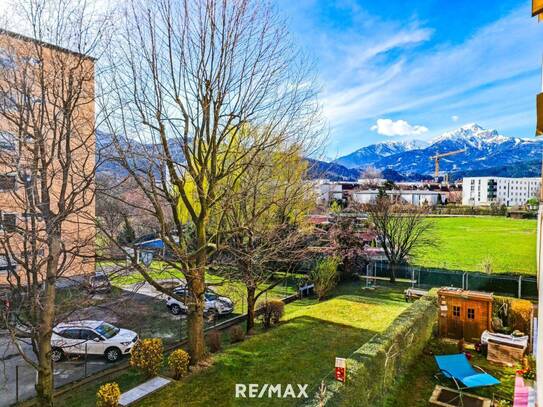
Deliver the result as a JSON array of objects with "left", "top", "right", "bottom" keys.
[
  {"left": 451, "top": 115, "right": 459, "bottom": 122},
  {"left": 370, "top": 119, "right": 428, "bottom": 137},
  {"left": 310, "top": 5, "right": 540, "bottom": 153}
]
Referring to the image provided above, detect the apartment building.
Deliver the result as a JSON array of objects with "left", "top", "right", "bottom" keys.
[
  {"left": 462, "top": 176, "right": 541, "bottom": 207},
  {"left": 352, "top": 189, "right": 441, "bottom": 207},
  {"left": 0, "top": 30, "right": 96, "bottom": 284}
]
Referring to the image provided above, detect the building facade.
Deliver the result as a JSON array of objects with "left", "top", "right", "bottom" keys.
[
  {"left": 352, "top": 190, "right": 441, "bottom": 206},
  {"left": 462, "top": 176, "right": 541, "bottom": 207},
  {"left": 0, "top": 30, "right": 96, "bottom": 284}
]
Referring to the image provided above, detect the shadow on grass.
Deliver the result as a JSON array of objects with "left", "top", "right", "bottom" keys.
[{"left": 138, "top": 316, "right": 377, "bottom": 407}]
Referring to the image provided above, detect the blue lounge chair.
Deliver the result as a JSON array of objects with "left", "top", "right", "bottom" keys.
[{"left": 434, "top": 353, "right": 500, "bottom": 404}]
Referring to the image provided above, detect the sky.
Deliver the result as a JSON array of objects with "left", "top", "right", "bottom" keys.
[
  {"left": 276, "top": 0, "right": 543, "bottom": 158},
  {"left": 0, "top": 0, "right": 541, "bottom": 158}
]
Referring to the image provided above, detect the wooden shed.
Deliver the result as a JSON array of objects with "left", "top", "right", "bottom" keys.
[{"left": 438, "top": 288, "right": 493, "bottom": 342}]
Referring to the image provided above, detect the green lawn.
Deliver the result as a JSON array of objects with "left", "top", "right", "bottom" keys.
[
  {"left": 385, "top": 338, "right": 517, "bottom": 406},
  {"left": 57, "top": 283, "right": 409, "bottom": 407},
  {"left": 412, "top": 217, "right": 537, "bottom": 275},
  {"left": 137, "top": 284, "right": 408, "bottom": 407}
]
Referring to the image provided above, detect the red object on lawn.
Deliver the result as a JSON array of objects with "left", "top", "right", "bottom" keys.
[{"left": 335, "top": 357, "right": 346, "bottom": 383}]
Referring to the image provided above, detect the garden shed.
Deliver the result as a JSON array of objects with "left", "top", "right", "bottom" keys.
[{"left": 438, "top": 288, "right": 493, "bottom": 342}]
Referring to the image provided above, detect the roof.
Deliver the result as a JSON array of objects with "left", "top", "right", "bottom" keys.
[
  {"left": 437, "top": 287, "right": 493, "bottom": 301},
  {"left": 135, "top": 238, "right": 165, "bottom": 250},
  {"left": 55, "top": 320, "right": 104, "bottom": 330},
  {"left": 0, "top": 29, "right": 96, "bottom": 61}
]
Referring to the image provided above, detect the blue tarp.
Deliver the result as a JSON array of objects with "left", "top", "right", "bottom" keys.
[{"left": 134, "top": 238, "right": 164, "bottom": 250}]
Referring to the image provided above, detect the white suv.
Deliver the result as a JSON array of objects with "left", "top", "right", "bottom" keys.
[
  {"left": 51, "top": 320, "right": 138, "bottom": 362},
  {"left": 166, "top": 287, "right": 234, "bottom": 317}
]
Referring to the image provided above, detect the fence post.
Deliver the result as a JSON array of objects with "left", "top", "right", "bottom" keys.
[
  {"left": 15, "top": 365, "right": 19, "bottom": 403},
  {"left": 465, "top": 273, "right": 468, "bottom": 290},
  {"left": 518, "top": 276, "right": 522, "bottom": 299},
  {"left": 411, "top": 267, "right": 415, "bottom": 289}
]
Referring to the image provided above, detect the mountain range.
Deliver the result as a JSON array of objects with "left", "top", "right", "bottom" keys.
[
  {"left": 96, "top": 124, "right": 543, "bottom": 182},
  {"left": 331, "top": 123, "right": 543, "bottom": 179}
]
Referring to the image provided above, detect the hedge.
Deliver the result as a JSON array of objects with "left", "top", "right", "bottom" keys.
[{"left": 303, "top": 296, "right": 437, "bottom": 407}]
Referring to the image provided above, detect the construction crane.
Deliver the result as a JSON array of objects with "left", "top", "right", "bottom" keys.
[{"left": 429, "top": 149, "right": 466, "bottom": 180}]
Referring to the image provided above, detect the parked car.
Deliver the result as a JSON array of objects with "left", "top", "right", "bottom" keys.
[
  {"left": 88, "top": 272, "right": 112, "bottom": 293},
  {"left": 51, "top": 320, "right": 138, "bottom": 362},
  {"left": 166, "top": 287, "right": 234, "bottom": 317}
]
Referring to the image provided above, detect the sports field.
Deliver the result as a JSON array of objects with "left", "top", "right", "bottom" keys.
[{"left": 412, "top": 216, "right": 537, "bottom": 275}]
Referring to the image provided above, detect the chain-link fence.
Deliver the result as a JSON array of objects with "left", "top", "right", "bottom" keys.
[{"left": 364, "top": 261, "right": 537, "bottom": 299}]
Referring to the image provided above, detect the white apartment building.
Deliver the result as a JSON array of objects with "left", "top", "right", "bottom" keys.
[
  {"left": 314, "top": 180, "right": 343, "bottom": 206},
  {"left": 352, "top": 190, "right": 441, "bottom": 207},
  {"left": 462, "top": 177, "right": 541, "bottom": 207}
]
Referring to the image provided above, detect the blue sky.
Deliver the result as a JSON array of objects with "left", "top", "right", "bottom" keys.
[{"left": 277, "top": 0, "right": 543, "bottom": 158}]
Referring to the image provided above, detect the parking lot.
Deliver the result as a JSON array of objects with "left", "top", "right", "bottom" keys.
[
  {"left": 0, "top": 284, "right": 184, "bottom": 405},
  {"left": 0, "top": 276, "right": 241, "bottom": 405}
]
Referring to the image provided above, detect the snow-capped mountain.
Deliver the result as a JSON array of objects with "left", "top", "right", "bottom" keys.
[
  {"left": 334, "top": 124, "right": 543, "bottom": 176},
  {"left": 333, "top": 139, "right": 428, "bottom": 169}
]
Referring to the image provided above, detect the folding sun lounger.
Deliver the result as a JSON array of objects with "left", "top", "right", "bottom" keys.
[{"left": 434, "top": 353, "right": 500, "bottom": 404}]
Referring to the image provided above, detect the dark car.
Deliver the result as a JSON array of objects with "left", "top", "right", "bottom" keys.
[{"left": 89, "top": 272, "right": 112, "bottom": 293}]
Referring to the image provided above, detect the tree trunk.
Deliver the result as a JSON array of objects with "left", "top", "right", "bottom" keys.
[
  {"left": 388, "top": 262, "right": 397, "bottom": 283},
  {"left": 246, "top": 286, "right": 256, "bottom": 334},
  {"left": 35, "top": 234, "right": 60, "bottom": 407},
  {"left": 187, "top": 222, "right": 207, "bottom": 365}
]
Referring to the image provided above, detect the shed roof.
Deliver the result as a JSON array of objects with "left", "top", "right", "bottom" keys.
[{"left": 437, "top": 287, "right": 493, "bottom": 302}]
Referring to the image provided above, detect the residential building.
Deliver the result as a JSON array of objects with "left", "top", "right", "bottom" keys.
[
  {"left": 0, "top": 30, "right": 95, "bottom": 284},
  {"left": 462, "top": 176, "right": 541, "bottom": 207},
  {"left": 314, "top": 180, "right": 346, "bottom": 206},
  {"left": 352, "top": 190, "right": 441, "bottom": 206}
]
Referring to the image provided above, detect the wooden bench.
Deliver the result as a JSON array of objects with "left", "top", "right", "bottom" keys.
[{"left": 404, "top": 288, "right": 429, "bottom": 302}]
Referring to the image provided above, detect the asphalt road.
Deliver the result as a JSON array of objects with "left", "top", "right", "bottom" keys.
[{"left": 0, "top": 337, "right": 118, "bottom": 406}]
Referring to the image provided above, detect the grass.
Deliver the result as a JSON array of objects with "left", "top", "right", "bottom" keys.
[
  {"left": 412, "top": 217, "right": 537, "bottom": 275},
  {"left": 56, "top": 282, "right": 409, "bottom": 407},
  {"left": 385, "top": 338, "right": 517, "bottom": 406},
  {"left": 137, "top": 283, "right": 408, "bottom": 407}
]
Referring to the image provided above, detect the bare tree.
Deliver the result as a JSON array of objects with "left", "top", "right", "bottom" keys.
[
  {"left": 363, "top": 198, "right": 434, "bottom": 283},
  {"left": 0, "top": 1, "right": 110, "bottom": 405},
  {"left": 216, "top": 143, "right": 316, "bottom": 333},
  {"left": 360, "top": 165, "right": 382, "bottom": 181},
  {"left": 99, "top": 0, "right": 321, "bottom": 364}
]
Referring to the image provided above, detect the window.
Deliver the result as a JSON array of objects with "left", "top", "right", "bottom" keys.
[
  {"left": 0, "top": 91, "right": 17, "bottom": 112},
  {"left": 95, "top": 322, "right": 119, "bottom": 339},
  {"left": 59, "top": 329, "right": 82, "bottom": 340},
  {"left": 79, "top": 329, "right": 100, "bottom": 341},
  {"left": 453, "top": 306, "right": 460, "bottom": 317},
  {"left": 0, "top": 174, "right": 16, "bottom": 191},
  {"left": 467, "top": 308, "right": 475, "bottom": 320},
  {"left": 1, "top": 213, "right": 16, "bottom": 232},
  {"left": 0, "top": 254, "right": 14, "bottom": 273},
  {"left": 0, "top": 49, "right": 16, "bottom": 69},
  {"left": 0, "top": 131, "right": 15, "bottom": 150}
]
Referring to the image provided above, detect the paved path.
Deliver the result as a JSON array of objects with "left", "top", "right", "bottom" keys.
[
  {"left": 121, "top": 279, "right": 184, "bottom": 300},
  {"left": 119, "top": 376, "right": 171, "bottom": 406}
]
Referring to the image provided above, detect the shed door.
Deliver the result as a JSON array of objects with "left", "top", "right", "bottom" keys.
[
  {"left": 447, "top": 299, "right": 463, "bottom": 339},
  {"left": 464, "top": 302, "right": 484, "bottom": 342}
]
